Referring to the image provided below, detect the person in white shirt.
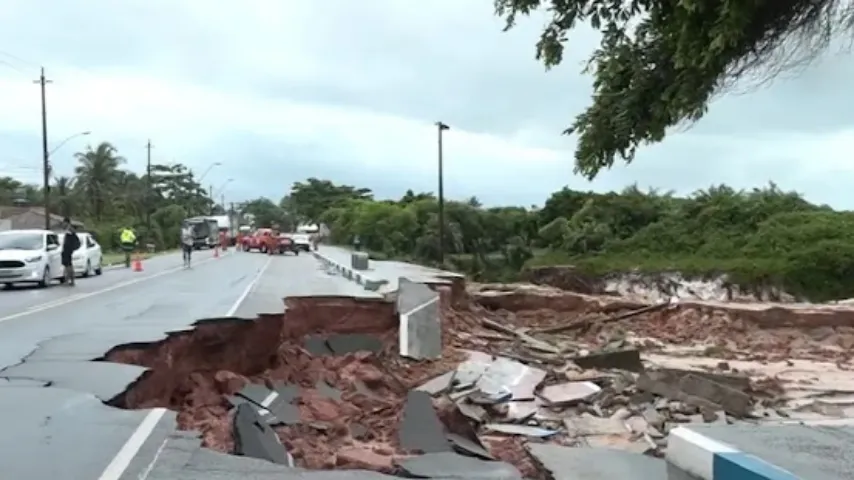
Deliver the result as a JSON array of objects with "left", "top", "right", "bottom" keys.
[{"left": 180, "top": 222, "right": 195, "bottom": 268}]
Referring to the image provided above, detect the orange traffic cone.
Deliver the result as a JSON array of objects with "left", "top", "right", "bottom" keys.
[
  {"left": 132, "top": 254, "right": 143, "bottom": 272},
  {"left": 214, "top": 245, "right": 220, "bottom": 258}
]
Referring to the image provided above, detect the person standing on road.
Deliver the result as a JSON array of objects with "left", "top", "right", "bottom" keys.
[
  {"left": 180, "top": 222, "right": 194, "bottom": 268},
  {"left": 61, "top": 218, "right": 80, "bottom": 286},
  {"left": 119, "top": 226, "right": 137, "bottom": 267}
]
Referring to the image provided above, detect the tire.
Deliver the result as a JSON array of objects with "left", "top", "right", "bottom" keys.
[
  {"left": 294, "top": 249, "right": 299, "bottom": 256},
  {"left": 82, "top": 260, "right": 91, "bottom": 278},
  {"left": 260, "top": 245, "right": 268, "bottom": 254},
  {"left": 2, "top": 283, "right": 12, "bottom": 289},
  {"left": 38, "top": 267, "right": 50, "bottom": 288},
  {"left": 95, "top": 258, "right": 103, "bottom": 275}
]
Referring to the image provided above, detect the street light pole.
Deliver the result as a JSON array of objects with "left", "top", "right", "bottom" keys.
[
  {"left": 436, "top": 121, "right": 449, "bottom": 265},
  {"left": 145, "top": 140, "right": 153, "bottom": 237},
  {"left": 36, "top": 67, "right": 52, "bottom": 230}
]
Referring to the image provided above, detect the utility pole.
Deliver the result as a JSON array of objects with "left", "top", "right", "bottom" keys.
[
  {"left": 35, "top": 67, "right": 52, "bottom": 230},
  {"left": 209, "top": 185, "right": 214, "bottom": 215},
  {"left": 436, "top": 121, "right": 450, "bottom": 265},
  {"left": 145, "top": 140, "right": 152, "bottom": 237}
]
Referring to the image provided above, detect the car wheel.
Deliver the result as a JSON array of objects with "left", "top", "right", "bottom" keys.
[
  {"left": 2, "top": 283, "right": 12, "bottom": 289},
  {"left": 261, "top": 245, "right": 267, "bottom": 254},
  {"left": 38, "top": 267, "right": 50, "bottom": 288},
  {"left": 95, "top": 258, "right": 103, "bottom": 275},
  {"left": 294, "top": 249, "right": 300, "bottom": 256},
  {"left": 82, "top": 260, "right": 91, "bottom": 278}
]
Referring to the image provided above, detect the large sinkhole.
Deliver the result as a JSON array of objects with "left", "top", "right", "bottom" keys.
[{"left": 99, "top": 295, "right": 536, "bottom": 476}]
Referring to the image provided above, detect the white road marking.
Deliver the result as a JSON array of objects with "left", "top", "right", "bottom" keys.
[
  {"left": 226, "top": 256, "right": 272, "bottom": 316},
  {"left": 0, "top": 252, "right": 233, "bottom": 324},
  {"left": 96, "top": 407, "right": 167, "bottom": 480},
  {"left": 101, "top": 254, "right": 272, "bottom": 480}
]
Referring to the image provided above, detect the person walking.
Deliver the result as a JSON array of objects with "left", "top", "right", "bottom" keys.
[
  {"left": 180, "top": 221, "right": 194, "bottom": 268},
  {"left": 61, "top": 218, "right": 80, "bottom": 286}
]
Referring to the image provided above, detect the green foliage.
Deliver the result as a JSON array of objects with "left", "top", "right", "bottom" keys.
[
  {"left": 494, "top": 0, "right": 848, "bottom": 178},
  {"left": 283, "top": 177, "right": 854, "bottom": 302},
  {"left": 1, "top": 140, "right": 223, "bottom": 251}
]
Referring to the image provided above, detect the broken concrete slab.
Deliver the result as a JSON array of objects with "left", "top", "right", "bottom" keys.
[
  {"left": 572, "top": 348, "right": 643, "bottom": 372},
  {"left": 483, "top": 423, "right": 558, "bottom": 438},
  {"left": 679, "top": 374, "right": 751, "bottom": 417},
  {"left": 0, "top": 360, "right": 147, "bottom": 401},
  {"left": 661, "top": 368, "right": 751, "bottom": 392},
  {"left": 447, "top": 433, "right": 493, "bottom": 460},
  {"left": 539, "top": 381, "right": 601, "bottom": 406},
  {"left": 564, "top": 414, "right": 628, "bottom": 437},
  {"left": 416, "top": 371, "right": 455, "bottom": 396},
  {"left": 315, "top": 380, "right": 342, "bottom": 401},
  {"left": 475, "top": 356, "right": 545, "bottom": 400},
  {"left": 29, "top": 328, "right": 171, "bottom": 362},
  {"left": 326, "top": 333, "right": 383, "bottom": 355},
  {"left": 233, "top": 403, "right": 294, "bottom": 467},
  {"left": 398, "top": 277, "right": 441, "bottom": 360},
  {"left": 234, "top": 384, "right": 301, "bottom": 426},
  {"left": 304, "top": 336, "right": 333, "bottom": 356},
  {"left": 395, "top": 452, "right": 522, "bottom": 479},
  {"left": 527, "top": 444, "right": 665, "bottom": 480},
  {"left": 398, "top": 391, "right": 451, "bottom": 453}
]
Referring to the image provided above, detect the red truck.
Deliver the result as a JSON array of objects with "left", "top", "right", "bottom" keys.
[{"left": 240, "top": 229, "right": 299, "bottom": 255}]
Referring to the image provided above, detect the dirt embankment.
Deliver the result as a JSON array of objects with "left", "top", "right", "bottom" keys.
[
  {"left": 471, "top": 283, "right": 854, "bottom": 362},
  {"left": 102, "top": 293, "right": 474, "bottom": 473},
  {"left": 525, "top": 265, "right": 794, "bottom": 303}
]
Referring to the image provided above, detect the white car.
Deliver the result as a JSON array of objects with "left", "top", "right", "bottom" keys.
[
  {"left": 61, "top": 231, "right": 103, "bottom": 278},
  {"left": 290, "top": 233, "right": 312, "bottom": 252},
  {"left": 0, "top": 229, "right": 66, "bottom": 288}
]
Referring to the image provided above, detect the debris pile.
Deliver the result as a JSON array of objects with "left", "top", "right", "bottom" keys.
[
  {"left": 102, "top": 278, "right": 854, "bottom": 478},
  {"left": 470, "top": 283, "right": 854, "bottom": 362},
  {"left": 414, "top": 347, "right": 769, "bottom": 463}
]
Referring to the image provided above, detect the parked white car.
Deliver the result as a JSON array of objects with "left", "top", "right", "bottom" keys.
[
  {"left": 0, "top": 229, "right": 66, "bottom": 288},
  {"left": 60, "top": 231, "right": 104, "bottom": 278}
]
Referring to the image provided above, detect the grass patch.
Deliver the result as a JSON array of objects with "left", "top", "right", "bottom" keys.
[{"left": 102, "top": 249, "right": 178, "bottom": 266}]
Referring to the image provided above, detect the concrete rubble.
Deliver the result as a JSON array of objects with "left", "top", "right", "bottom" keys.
[{"left": 97, "top": 272, "right": 854, "bottom": 479}]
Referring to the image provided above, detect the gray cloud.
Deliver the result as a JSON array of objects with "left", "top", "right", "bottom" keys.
[{"left": 1, "top": 0, "right": 854, "bottom": 210}]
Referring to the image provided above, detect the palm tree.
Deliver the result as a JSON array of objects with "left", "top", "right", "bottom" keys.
[
  {"left": 53, "top": 176, "right": 76, "bottom": 218},
  {"left": 74, "top": 142, "right": 126, "bottom": 221}
]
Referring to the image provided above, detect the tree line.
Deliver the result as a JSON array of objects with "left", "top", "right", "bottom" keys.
[
  {"left": 1, "top": 141, "right": 223, "bottom": 250},
  {"left": 263, "top": 178, "right": 853, "bottom": 303},
  {"left": 7, "top": 149, "right": 852, "bottom": 301}
]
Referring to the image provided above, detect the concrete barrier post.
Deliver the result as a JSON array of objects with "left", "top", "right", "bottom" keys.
[{"left": 397, "top": 277, "right": 441, "bottom": 359}]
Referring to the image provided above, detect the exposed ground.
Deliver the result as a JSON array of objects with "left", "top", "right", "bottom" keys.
[{"left": 99, "top": 278, "right": 854, "bottom": 477}]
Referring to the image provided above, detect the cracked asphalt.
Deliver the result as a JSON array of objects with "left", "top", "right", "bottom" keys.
[{"left": 0, "top": 249, "right": 389, "bottom": 480}]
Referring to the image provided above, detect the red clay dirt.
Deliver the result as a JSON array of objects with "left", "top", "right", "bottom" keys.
[
  {"left": 102, "top": 294, "right": 488, "bottom": 474},
  {"left": 472, "top": 283, "right": 854, "bottom": 362}
]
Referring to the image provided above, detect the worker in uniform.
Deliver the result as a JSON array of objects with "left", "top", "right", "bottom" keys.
[{"left": 119, "top": 227, "right": 137, "bottom": 268}]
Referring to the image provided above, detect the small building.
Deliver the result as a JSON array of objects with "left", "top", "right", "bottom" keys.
[{"left": 0, "top": 206, "right": 85, "bottom": 232}]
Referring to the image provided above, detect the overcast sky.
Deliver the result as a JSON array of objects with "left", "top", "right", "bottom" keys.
[{"left": 1, "top": 0, "right": 853, "bottom": 208}]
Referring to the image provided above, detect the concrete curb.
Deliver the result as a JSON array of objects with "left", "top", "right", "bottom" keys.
[
  {"left": 311, "top": 251, "right": 388, "bottom": 292},
  {"left": 667, "top": 427, "right": 799, "bottom": 480}
]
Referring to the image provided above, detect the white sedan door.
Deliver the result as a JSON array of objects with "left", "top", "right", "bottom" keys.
[
  {"left": 86, "top": 235, "right": 102, "bottom": 272},
  {"left": 46, "top": 233, "right": 63, "bottom": 278}
]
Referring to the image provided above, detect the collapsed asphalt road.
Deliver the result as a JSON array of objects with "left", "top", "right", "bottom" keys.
[{"left": 0, "top": 250, "right": 378, "bottom": 479}]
